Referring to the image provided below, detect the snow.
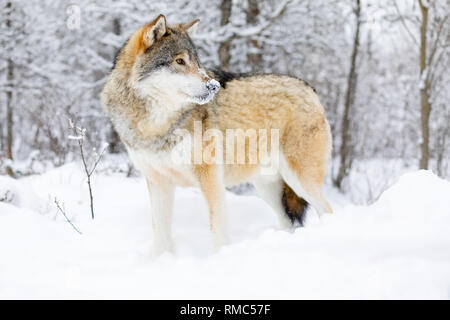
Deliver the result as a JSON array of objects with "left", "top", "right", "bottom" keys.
[{"left": 1, "top": 166, "right": 450, "bottom": 299}]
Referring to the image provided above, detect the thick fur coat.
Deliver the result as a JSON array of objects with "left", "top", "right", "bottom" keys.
[{"left": 101, "top": 15, "right": 333, "bottom": 256}]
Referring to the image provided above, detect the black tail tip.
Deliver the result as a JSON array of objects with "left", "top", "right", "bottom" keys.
[{"left": 281, "top": 182, "right": 309, "bottom": 227}]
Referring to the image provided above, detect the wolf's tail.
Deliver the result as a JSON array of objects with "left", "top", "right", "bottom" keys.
[{"left": 281, "top": 181, "right": 309, "bottom": 226}]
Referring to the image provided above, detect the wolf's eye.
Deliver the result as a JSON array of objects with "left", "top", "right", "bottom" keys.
[{"left": 176, "top": 58, "right": 185, "bottom": 66}]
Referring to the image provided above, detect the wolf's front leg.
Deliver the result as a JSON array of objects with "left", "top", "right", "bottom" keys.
[
  {"left": 195, "top": 165, "right": 229, "bottom": 251},
  {"left": 146, "top": 171, "right": 174, "bottom": 258}
]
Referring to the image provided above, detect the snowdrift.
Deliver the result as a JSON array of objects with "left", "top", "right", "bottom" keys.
[{"left": 1, "top": 167, "right": 450, "bottom": 299}]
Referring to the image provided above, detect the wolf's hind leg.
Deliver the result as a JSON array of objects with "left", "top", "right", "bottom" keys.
[
  {"left": 146, "top": 170, "right": 175, "bottom": 257},
  {"left": 195, "top": 165, "right": 229, "bottom": 250},
  {"left": 253, "top": 176, "right": 293, "bottom": 229}
]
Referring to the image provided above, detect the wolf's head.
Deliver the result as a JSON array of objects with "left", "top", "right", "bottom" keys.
[{"left": 115, "top": 15, "right": 220, "bottom": 106}]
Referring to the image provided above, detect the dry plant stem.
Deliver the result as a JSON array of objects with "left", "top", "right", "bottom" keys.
[
  {"left": 72, "top": 124, "right": 106, "bottom": 220},
  {"left": 54, "top": 198, "right": 82, "bottom": 235}
]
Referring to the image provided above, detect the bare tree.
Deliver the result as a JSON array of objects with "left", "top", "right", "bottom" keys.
[
  {"left": 218, "top": 0, "right": 233, "bottom": 70},
  {"left": 5, "top": 1, "right": 14, "bottom": 177},
  {"left": 107, "top": 18, "right": 122, "bottom": 154},
  {"left": 391, "top": 0, "right": 450, "bottom": 171},
  {"left": 246, "top": 0, "right": 262, "bottom": 72},
  {"left": 418, "top": 0, "right": 430, "bottom": 169},
  {"left": 334, "top": 0, "right": 362, "bottom": 189}
]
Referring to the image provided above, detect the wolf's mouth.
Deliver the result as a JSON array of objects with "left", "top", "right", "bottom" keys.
[{"left": 190, "top": 91, "right": 215, "bottom": 105}]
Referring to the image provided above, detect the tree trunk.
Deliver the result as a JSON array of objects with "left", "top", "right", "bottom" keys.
[
  {"left": 5, "top": 1, "right": 14, "bottom": 177},
  {"left": 419, "top": 0, "right": 430, "bottom": 170},
  {"left": 334, "top": 0, "right": 361, "bottom": 189},
  {"left": 108, "top": 18, "right": 122, "bottom": 154},
  {"left": 218, "top": 0, "right": 233, "bottom": 71},
  {"left": 6, "top": 59, "right": 13, "bottom": 162},
  {"left": 246, "top": 0, "right": 262, "bottom": 72}
]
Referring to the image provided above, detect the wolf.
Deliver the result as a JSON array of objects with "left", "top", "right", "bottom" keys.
[{"left": 101, "top": 14, "right": 333, "bottom": 257}]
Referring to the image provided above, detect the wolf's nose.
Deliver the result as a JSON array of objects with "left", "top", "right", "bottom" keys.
[{"left": 206, "top": 79, "right": 220, "bottom": 94}]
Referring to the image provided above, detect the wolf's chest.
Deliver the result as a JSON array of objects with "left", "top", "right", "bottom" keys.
[{"left": 127, "top": 144, "right": 198, "bottom": 187}]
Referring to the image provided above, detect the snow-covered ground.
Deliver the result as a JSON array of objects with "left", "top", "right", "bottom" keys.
[{"left": 1, "top": 164, "right": 450, "bottom": 299}]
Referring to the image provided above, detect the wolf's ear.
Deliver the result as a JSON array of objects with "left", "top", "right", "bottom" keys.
[
  {"left": 182, "top": 19, "right": 200, "bottom": 36},
  {"left": 143, "top": 14, "right": 167, "bottom": 48}
]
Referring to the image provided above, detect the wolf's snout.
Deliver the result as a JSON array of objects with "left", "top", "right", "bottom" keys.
[{"left": 206, "top": 79, "right": 220, "bottom": 94}]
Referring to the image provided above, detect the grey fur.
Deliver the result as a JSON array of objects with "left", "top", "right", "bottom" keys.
[{"left": 138, "top": 28, "right": 200, "bottom": 81}]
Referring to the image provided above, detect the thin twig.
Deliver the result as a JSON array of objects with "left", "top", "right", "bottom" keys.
[
  {"left": 393, "top": 0, "right": 419, "bottom": 46},
  {"left": 73, "top": 124, "right": 95, "bottom": 220},
  {"left": 69, "top": 120, "right": 102, "bottom": 220},
  {"left": 89, "top": 144, "right": 107, "bottom": 176},
  {"left": 54, "top": 198, "right": 82, "bottom": 235}
]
